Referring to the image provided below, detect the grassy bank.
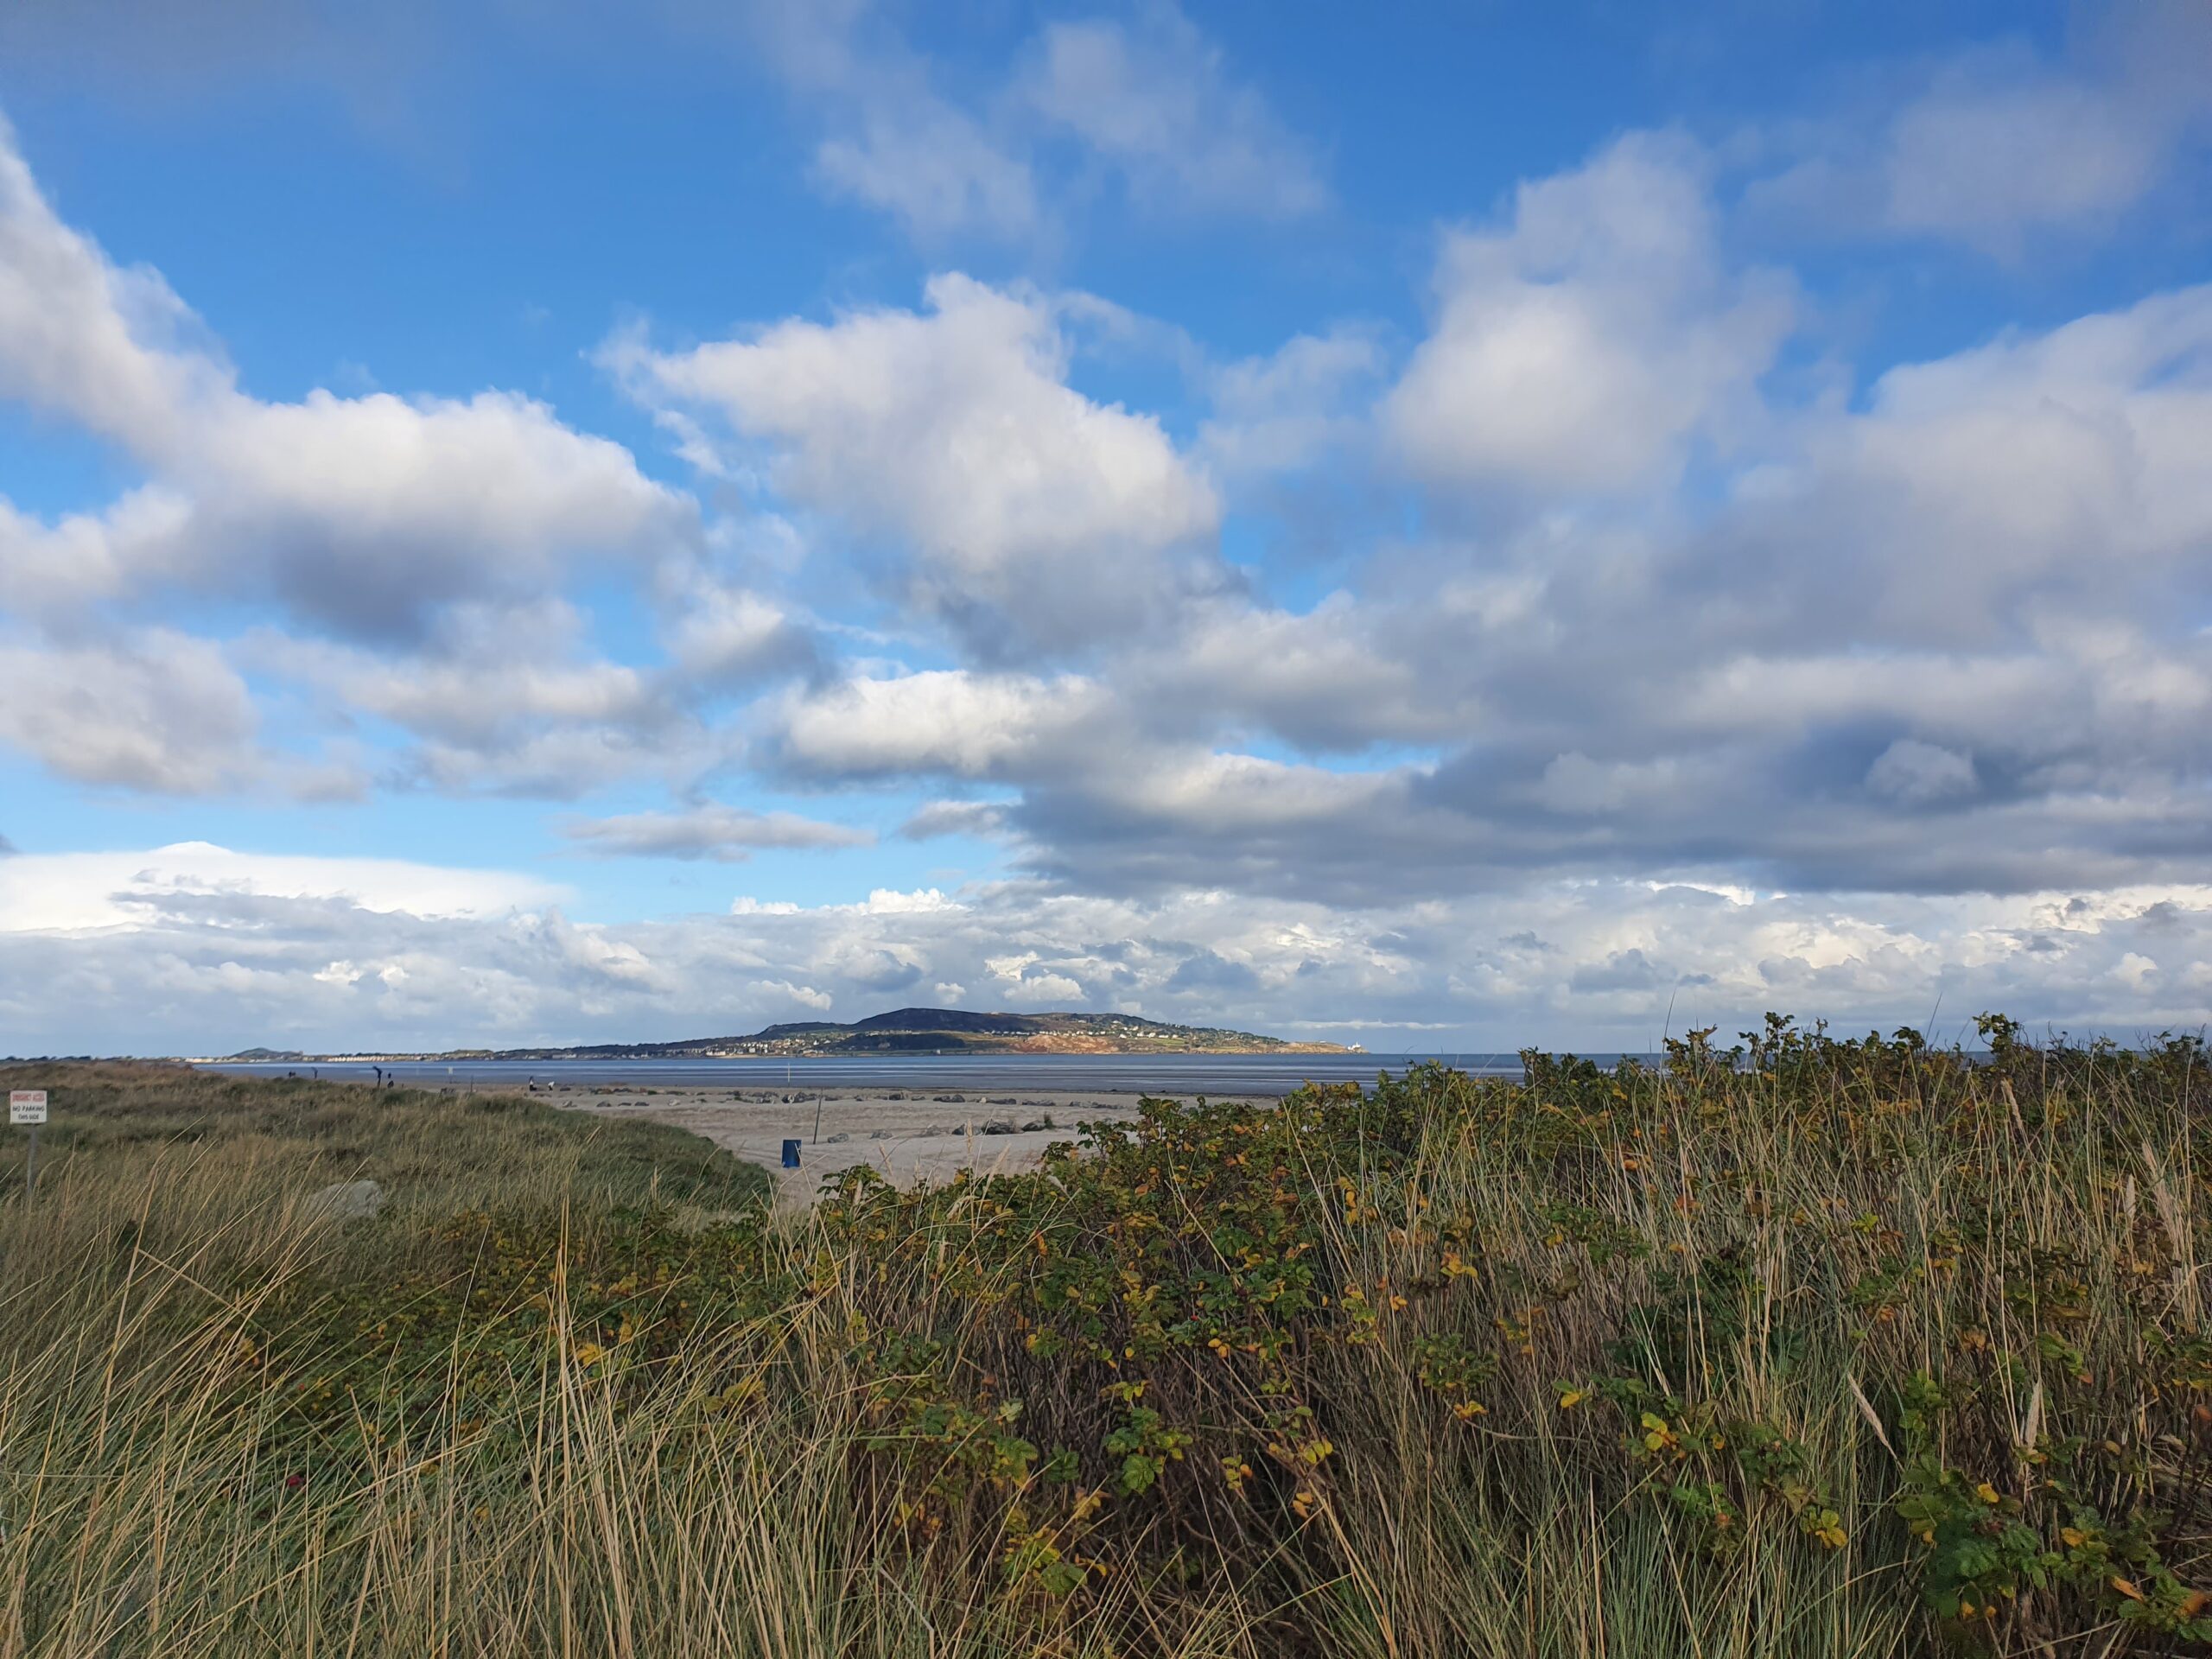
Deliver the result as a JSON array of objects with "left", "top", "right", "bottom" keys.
[{"left": 2, "top": 1022, "right": 2209, "bottom": 1656}]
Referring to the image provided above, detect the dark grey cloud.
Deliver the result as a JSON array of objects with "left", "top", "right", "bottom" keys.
[{"left": 899, "top": 801, "right": 1009, "bottom": 841}]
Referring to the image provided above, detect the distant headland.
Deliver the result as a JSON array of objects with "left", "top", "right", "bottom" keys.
[{"left": 218, "top": 1007, "right": 1354, "bottom": 1063}]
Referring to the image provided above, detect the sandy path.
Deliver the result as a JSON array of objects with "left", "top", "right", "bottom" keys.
[{"left": 500, "top": 1082, "right": 1264, "bottom": 1207}]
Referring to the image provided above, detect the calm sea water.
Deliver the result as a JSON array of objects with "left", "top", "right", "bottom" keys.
[{"left": 194, "top": 1052, "right": 1625, "bottom": 1097}]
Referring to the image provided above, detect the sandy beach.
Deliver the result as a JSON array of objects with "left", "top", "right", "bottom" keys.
[{"left": 492, "top": 1080, "right": 1265, "bottom": 1206}]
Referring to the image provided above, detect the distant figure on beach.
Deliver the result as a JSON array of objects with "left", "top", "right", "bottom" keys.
[{"left": 372, "top": 1065, "right": 384, "bottom": 1087}]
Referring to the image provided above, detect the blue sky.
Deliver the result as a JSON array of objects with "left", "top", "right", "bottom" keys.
[{"left": 2, "top": 1, "right": 2209, "bottom": 1055}]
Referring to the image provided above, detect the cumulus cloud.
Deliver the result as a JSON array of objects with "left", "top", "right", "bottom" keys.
[
  {"left": 1384, "top": 133, "right": 1793, "bottom": 500},
  {"left": 0, "top": 628, "right": 260, "bottom": 793},
  {"left": 608, "top": 276, "right": 1221, "bottom": 655},
  {"left": 655, "top": 574, "right": 818, "bottom": 688},
  {"left": 1198, "top": 327, "right": 1382, "bottom": 481},
  {"left": 0, "top": 121, "right": 692, "bottom": 639},
  {"left": 771, "top": 670, "right": 1112, "bottom": 781},
  {"left": 1805, "top": 288, "right": 2212, "bottom": 631},
  {"left": 245, "top": 601, "right": 716, "bottom": 798},
  {"left": 0, "top": 116, "right": 716, "bottom": 799}
]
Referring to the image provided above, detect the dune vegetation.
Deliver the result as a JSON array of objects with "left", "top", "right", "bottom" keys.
[{"left": 3, "top": 1019, "right": 2209, "bottom": 1656}]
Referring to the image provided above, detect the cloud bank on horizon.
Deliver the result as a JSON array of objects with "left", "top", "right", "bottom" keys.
[{"left": 2, "top": 1, "right": 2210, "bottom": 1054}]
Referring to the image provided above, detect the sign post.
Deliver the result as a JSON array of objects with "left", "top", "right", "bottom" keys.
[{"left": 10, "top": 1090, "right": 47, "bottom": 1199}]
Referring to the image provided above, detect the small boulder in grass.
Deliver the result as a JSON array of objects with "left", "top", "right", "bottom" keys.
[
  {"left": 302, "top": 1179, "right": 385, "bottom": 1224},
  {"left": 981, "top": 1119, "right": 1018, "bottom": 1135}
]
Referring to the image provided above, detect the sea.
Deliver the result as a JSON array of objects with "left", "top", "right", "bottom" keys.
[{"left": 192, "top": 1051, "right": 1637, "bottom": 1098}]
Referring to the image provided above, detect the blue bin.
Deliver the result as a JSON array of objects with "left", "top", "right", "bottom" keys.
[{"left": 780, "top": 1139, "right": 801, "bottom": 1169}]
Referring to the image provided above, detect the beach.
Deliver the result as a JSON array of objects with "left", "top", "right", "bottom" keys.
[{"left": 507, "top": 1079, "right": 1263, "bottom": 1205}]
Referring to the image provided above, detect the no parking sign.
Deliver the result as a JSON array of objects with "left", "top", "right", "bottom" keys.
[{"left": 12, "top": 1090, "right": 46, "bottom": 1198}]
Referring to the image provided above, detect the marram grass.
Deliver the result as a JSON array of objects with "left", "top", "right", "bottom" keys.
[{"left": 1, "top": 1020, "right": 2208, "bottom": 1656}]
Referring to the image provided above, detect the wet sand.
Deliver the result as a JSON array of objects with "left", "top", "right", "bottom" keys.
[{"left": 502, "top": 1081, "right": 1266, "bottom": 1207}]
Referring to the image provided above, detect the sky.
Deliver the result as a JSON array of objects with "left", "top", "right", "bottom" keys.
[{"left": 2, "top": 0, "right": 2210, "bottom": 1057}]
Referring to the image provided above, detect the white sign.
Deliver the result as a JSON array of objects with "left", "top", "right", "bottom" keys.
[{"left": 10, "top": 1090, "right": 45, "bottom": 1126}]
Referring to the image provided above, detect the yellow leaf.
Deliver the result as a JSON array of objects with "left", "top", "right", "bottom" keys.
[
  {"left": 2061, "top": 1527, "right": 2088, "bottom": 1548},
  {"left": 2113, "top": 1577, "right": 2144, "bottom": 1602},
  {"left": 1557, "top": 1389, "right": 1586, "bottom": 1410},
  {"left": 1974, "top": 1482, "right": 2000, "bottom": 1505}
]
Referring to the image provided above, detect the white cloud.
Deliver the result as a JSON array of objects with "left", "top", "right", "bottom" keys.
[
  {"left": 729, "top": 897, "right": 801, "bottom": 916},
  {"left": 750, "top": 977, "right": 835, "bottom": 1012},
  {"left": 772, "top": 670, "right": 1109, "bottom": 780},
  {"left": 245, "top": 601, "right": 715, "bottom": 798},
  {"left": 0, "top": 118, "right": 691, "bottom": 646},
  {"left": 0, "top": 841, "right": 561, "bottom": 934},
  {"left": 739, "top": 0, "right": 1320, "bottom": 241},
  {"left": 1730, "top": 284, "right": 2212, "bottom": 640},
  {"left": 1198, "top": 327, "right": 1381, "bottom": 480},
  {"left": 609, "top": 275, "right": 1220, "bottom": 653},
  {"left": 851, "top": 887, "right": 958, "bottom": 916},
  {"left": 0, "top": 115, "right": 227, "bottom": 446},
  {"left": 657, "top": 575, "right": 816, "bottom": 687},
  {"left": 0, "top": 116, "right": 718, "bottom": 800},
  {"left": 560, "top": 804, "right": 872, "bottom": 861},
  {"left": 1126, "top": 594, "right": 1458, "bottom": 752},
  {"left": 1882, "top": 76, "right": 2164, "bottom": 246},
  {"left": 734, "top": 0, "right": 1038, "bottom": 241},
  {"left": 1019, "top": 3, "right": 1326, "bottom": 219},
  {"left": 812, "top": 95, "right": 1039, "bottom": 242},
  {"left": 0, "top": 629, "right": 259, "bottom": 793},
  {"left": 1750, "top": 7, "right": 2212, "bottom": 254},
  {"left": 1385, "top": 134, "right": 1793, "bottom": 501}
]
